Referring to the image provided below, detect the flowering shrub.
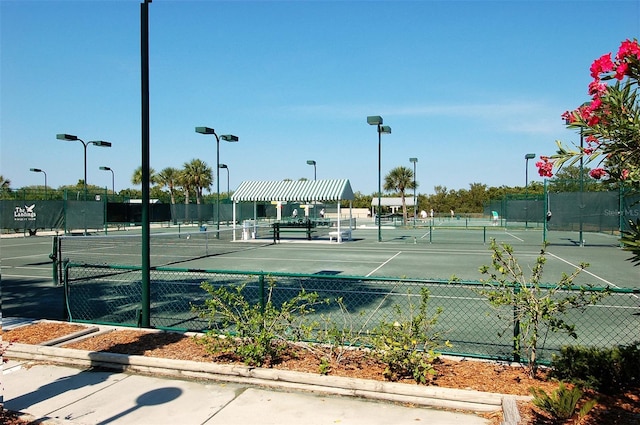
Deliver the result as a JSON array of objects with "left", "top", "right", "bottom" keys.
[
  {"left": 537, "top": 38, "right": 640, "bottom": 183},
  {"left": 538, "top": 38, "right": 640, "bottom": 263}
]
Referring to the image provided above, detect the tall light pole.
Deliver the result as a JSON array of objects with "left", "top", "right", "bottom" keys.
[
  {"left": 367, "top": 116, "right": 391, "bottom": 242},
  {"left": 56, "top": 133, "right": 111, "bottom": 198},
  {"left": 99, "top": 166, "right": 115, "bottom": 197},
  {"left": 306, "top": 160, "right": 317, "bottom": 180},
  {"left": 195, "top": 127, "right": 238, "bottom": 236},
  {"left": 141, "top": 0, "right": 152, "bottom": 328},
  {"left": 565, "top": 103, "right": 590, "bottom": 246},
  {"left": 409, "top": 157, "right": 418, "bottom": 228},
  {"left": 219, "top": 164, "right": 229, "bottom": 199},
  {"left": 30, "top": 168, "right": 47, "bottom": 199},
  {"left": 524, "top": 153, "right": 535, "bottom": 228}
]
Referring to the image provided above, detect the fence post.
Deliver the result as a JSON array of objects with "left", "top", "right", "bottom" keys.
[
  {"left": 429, "top": 225, "right": 433, "bottom": 243},
  {"left": 62, "top": 259, "right": 70, "bottom": 321},
  {"left": 543, "top": 179, "right": 548, "bottom": 244},
  {"left": 103, "top": 187, "right": 108, "bottom": 235},
  {"left": 513, "top": 283, "right": 521, "bottom": 363},
  {"left": 259, "top": 274, "right": 266, "bottom": 314},
  {"left": 619, "top": 184, "right": 625, "bottom": 248}
]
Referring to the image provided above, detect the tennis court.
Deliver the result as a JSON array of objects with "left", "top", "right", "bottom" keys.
[
  {"left": 4, "top": 223, "right": 638, "bottom": 300},
  {"left": 3, "top": 224, "right": 638, "bottom": 361},
  {"left": 95, "top": 223, "right": 636, "bottom": 290}
]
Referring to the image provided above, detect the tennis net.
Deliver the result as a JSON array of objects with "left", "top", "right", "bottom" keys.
[{"left": 56, "top": 226, "right": 274, "bottom": 268}]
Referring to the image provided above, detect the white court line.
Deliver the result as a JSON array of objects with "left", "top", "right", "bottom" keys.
[
  {"left": 366, "top": 251, "right": 402, "bottom": 277},
  {"left": 2, "top": 254, "right": 50, "bottom": 261},
  {"left": 504, "top": 232, "right": 524, "bottom": 242},
  {"left": 2, "top": 274, "right": 51, "bottom": 279},
  {"left": 547, "top": 252, "right": 621, "bottom": 289},
  {"left": 420, "top": 230, "right": 431, "bottom": 239},
  {"left": 1, "top": 266, "right": 51, "bottom": 271}
]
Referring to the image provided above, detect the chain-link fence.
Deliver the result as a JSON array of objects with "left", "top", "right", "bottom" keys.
[
  {"left": 63, "top": 263, "right": 639, "bottom": 363},
  {"left": 483, "top": 182, "right": 639, "bottom": 246}
]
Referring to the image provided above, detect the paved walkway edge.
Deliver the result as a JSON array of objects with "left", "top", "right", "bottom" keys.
[{"left": 6, "top": 343, "right": 504, "bottom": 413}]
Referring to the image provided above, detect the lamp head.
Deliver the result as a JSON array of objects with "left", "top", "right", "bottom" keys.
[
  {"left": 30, "top": 168, "right": 43, "bottom": 172},
  {"left": 99, "top": 166, "right": 111, "bottom": 171},
  {"left": 306, "top": 160, "right": 316, "bottom": 166},
  {"left": 380, "top": 125, "right": 391, "bottom": 134},
  {"left": 409, "top": 157, "right": 418, "bottom": 163},
  {"left": 220, "top": 134, "right": 238, "bottom": 142},
  {"left": 525, "top": 153, "right": 536, "bottom": 160},
  {"left": 367, "top": 116, "right": 383, "bottom": 126},
  {"left": 91, "top": 141, "right": 112, "bottom": 147},
  {"left": 219, "top": 164, "right": 228, "bottom": 169},
  {"left": 57, "top": 133, "right": 79, "bottom": 141},
  {"left": 195, "top": 126, "right": 216, "bottom": 135}
]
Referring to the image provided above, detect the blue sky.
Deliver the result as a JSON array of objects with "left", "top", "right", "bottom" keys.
[{"left": 2, "top": 0, "right": 639, "bottom": 196}]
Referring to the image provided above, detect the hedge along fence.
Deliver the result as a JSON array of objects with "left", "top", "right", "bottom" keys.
[{"left": 62, "top": 263, "right": 639, "bottom": 363}]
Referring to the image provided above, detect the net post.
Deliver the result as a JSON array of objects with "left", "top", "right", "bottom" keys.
[{"left": 50, "top": 235, "right": 59, "bottom": 286}]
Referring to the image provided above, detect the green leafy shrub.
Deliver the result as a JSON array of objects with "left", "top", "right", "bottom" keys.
[
  {"left": 313, "top": 297, "right": 371, "bottom": 366},
  {"left": 550, "top": 342, "right": 640, "bottom": 393},
  {"left": 370, "top": 287, "right": 449, "bottom": 384},
  {"left": 318, "top": 357, "right": 331, "bottom": 375},
  {"left": 530, "top": 383, "right": 596, "bottom": 421},
  {"left": 474, "top": 239, "right": 610, "bottom": 377},
  {"left": 193, "top": 278, "right": 327, "bottom": 367}
]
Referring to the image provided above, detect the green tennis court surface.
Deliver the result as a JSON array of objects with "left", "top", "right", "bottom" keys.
[
  {"left": 134, "top": 225, "right": 636, "bottom": 290},
  {"left": 4, "top": 224, "right": 637, "bottom": 290},
  {"left": 4, "top": 226, "right": 637, "bottom": 361},
  {"left": 47, "top": 224, "right": 638, "bottom": 289}
]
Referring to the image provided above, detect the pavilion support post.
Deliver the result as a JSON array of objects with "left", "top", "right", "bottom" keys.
[
  {"left": 232, "top": 201, "right": 237, "bottom": 241},
  {"left": 337, "top": 203, "right": 342, "bottom": 242}
]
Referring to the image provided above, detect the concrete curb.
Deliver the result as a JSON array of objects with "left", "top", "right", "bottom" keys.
[{"left": 6, "top": 343, "right": 504, "bottom": 414}]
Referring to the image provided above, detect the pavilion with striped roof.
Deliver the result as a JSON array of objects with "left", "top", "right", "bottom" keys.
[{"left": 231, "top": 179, "right": 355, "bottom": 242}]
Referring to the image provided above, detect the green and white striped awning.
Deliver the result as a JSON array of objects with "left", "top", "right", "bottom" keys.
[{"left": 231, "top": 179, "right": 354, "bottom": 202}]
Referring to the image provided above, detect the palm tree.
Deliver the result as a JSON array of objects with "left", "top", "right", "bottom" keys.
[
  {"left": 384, "top": 166, "right": 416, "bottom": 225},
  {"left": 178, "top": 170, "right": 192, "bottom": 205},
  {"left": 181, "top": 159, "right": 212, "bottom": 204},
  {"left": 131, "top": 166, "right": 158, "bottom": 186},
  {"left": 156, "top": 167, "right": 180, "bottom": 204},
  {"left": 0, "top": 175, "right": 11, "bottom": 192}
]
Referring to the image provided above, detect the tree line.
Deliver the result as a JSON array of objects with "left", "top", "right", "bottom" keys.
[{"left": 1, "top": 164, "right": 612, "bottom": 215}]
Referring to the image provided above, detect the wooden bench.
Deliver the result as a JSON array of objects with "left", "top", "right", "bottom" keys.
[{"left": 273, "top": 220, "right": 316, "bottom": 242}]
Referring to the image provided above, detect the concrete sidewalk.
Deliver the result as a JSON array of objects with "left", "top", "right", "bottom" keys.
[
  {"left": 3, "top": 359, "right": 492, "bottom": 425},
  {"left": 2, "top": 318, "right": 513, "bottom": 424}
]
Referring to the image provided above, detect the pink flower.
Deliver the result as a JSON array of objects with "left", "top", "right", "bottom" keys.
[
  {"left": 590, "top": 53, "right": 614, "bottom": 79},
  {"left": 616, "top": 39, "right": 640, "bottom": 61},
  {"left": 615, "top": 62, "right": 629, "bottom": 80},
  {"left": 588, "top": 80, "right": 607, "bottom": 96},
  {"left": 580, "top": 99, "right": 602, "bottom": 126},
  {"left": 589, "top": 168, "right": 607, "bottom": 180},
  {"left": 561, "top": 110, "right": 575, "bottom": 123},
  {"left": 622, "top": 169, "right": 630, "bottom": 180},
  {"left": 536, "top": 156, "right": 554, "bottom": 178}
]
